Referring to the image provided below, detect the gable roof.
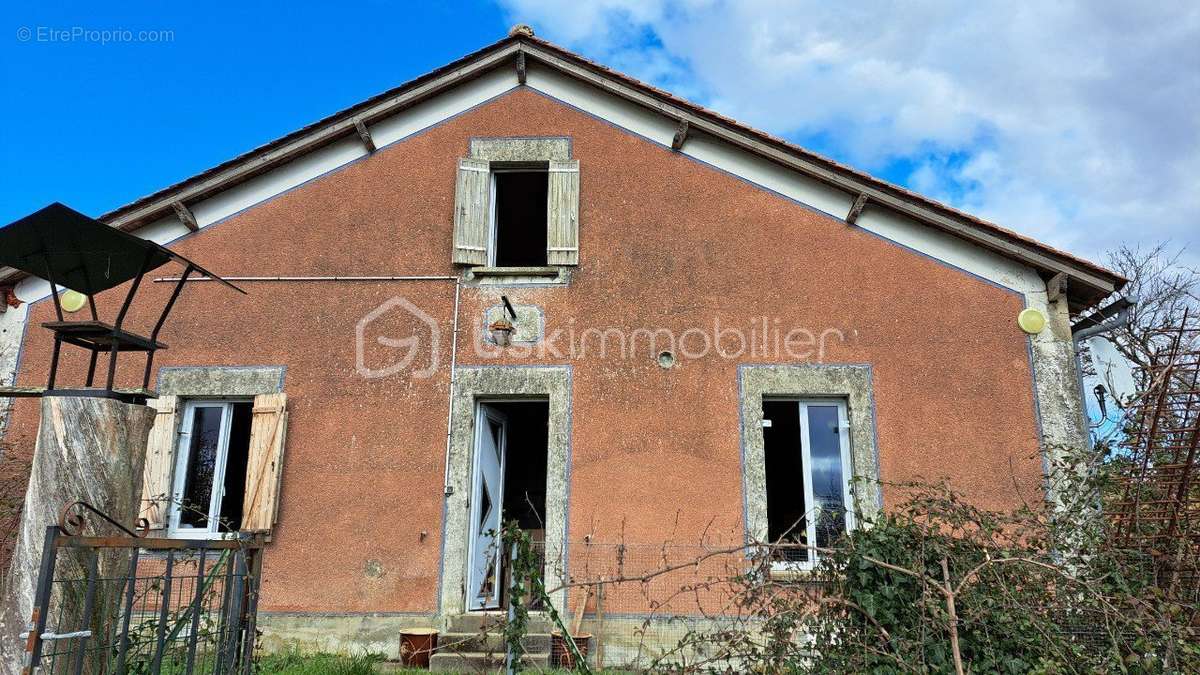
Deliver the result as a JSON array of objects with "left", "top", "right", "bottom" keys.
[{"left": 1, "top": 29, "right": 1125, "bottom": 311}]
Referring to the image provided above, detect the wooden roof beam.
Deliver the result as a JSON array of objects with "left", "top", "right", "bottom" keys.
[
  {"left": 0, "top": 285, "right": 19, "bottom": 313},
  {"left": 95, "top": 43, "right": 520, "bottom": 231},
  {"left": 671, "top": 119, "right": 690, "bottom": 151},
  {"left": 171, "top": 201, "right": 199, "bottom": 232},
  {"left": 353, "top": 118, "right": 377, "bottom": 153},
  {"left": 846, "top": 193, "right": 868, "bottom": 225},
  {"left": 1047, "top": 272, "right": 1068, "bottom": 304}
]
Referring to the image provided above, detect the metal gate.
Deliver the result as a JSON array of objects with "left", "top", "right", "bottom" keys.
[{"left": 22, "top": 523, "right": 264, "bottom": 674}]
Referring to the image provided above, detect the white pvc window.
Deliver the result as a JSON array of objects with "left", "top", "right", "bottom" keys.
[
  {"left": 764, "top": 399, "right": 855, "bottom": 570},
  {"left": 168, "top": 399, "right": 252, "bottom": 538}
]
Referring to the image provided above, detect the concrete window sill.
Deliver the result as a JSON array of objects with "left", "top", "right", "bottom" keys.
[
  {"left": 768, "top": 566, "right": 829, "bottom": 584},
  {"left": 470, "top": 266, "right": 561, "bottom": 277},
  {"left": 464, "top": 266, "right": 567, "bottom": 285}
]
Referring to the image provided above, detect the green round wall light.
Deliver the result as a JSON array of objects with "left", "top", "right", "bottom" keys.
[
  {"left": 60, "top": 290, "right": 88, "bottom": 313},
  {"left": 1017, "top": 307, "right": 1047, "bottom": 335}
]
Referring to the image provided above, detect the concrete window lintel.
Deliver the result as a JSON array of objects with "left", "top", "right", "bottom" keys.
[
  {"left": 739, "top": 364, "right": 882, "bottom": 545},
  {"left": 438, "top": 365, "right": 572, "bottom": 617},
  {"left": 468, "top": 137, "right": 571, "bottom": 163},
  {"left": 156, "top": 366, "right": 286, "bottom": 398}
]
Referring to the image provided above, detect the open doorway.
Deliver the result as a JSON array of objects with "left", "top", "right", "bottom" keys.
[{"left": 466, "top": 399, "right": 549, "bottom": 611}]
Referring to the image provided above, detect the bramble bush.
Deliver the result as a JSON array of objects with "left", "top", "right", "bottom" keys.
[
  {"left": 716, "top": 446, "right": 1199, "bottom": 673},
  {"left": 496, "top": 445, "right": 1197, "bottom": 673}
]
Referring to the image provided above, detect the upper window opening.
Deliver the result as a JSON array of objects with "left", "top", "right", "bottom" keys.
[
  {"left": 170, "top": 399, "right": 253, "bottom": 537},
  {"left": 453, "top": 155, "right": 579, "bottom": 268},
  {"left": 762, "top": 399, "right": 854, "bottom": 568},
  {"left": 492, "top": 170, "right": 549, "bottom": 267}
]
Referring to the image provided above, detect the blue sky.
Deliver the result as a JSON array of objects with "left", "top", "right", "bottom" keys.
[
  {"left": 1, "top": 1, "right": 510, "bottom": 223},
  {"left": 3, "top": 1, "right": 1197, "bottom": 268}
]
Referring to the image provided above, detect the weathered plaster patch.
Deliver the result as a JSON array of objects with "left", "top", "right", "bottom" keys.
[
  {"left": 469, "top": 136, "right": 570, "bottom": 162},
  {"left": 156, "top": 366, "right": 285, "bottom": 397},
  {"left": 738, "top": 364, "right": 881, "bottom": 544},
  {"left": 0, "top": 302, "right": 29, "bottom": 437},
  {"left": 438, "top": 365, "right": 571, "bottom": 618},
  {"left": 363, "top": 559, "right": 386, "bottom": 579},
  {"left": 574, "top": 615, "right": 753, "bottom": 668},
  {"left": 482, "top": 304, "right": 544, "bottom": 344}
]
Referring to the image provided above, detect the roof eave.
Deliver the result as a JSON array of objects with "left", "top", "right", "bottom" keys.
[
  {"left": 1, "top": 34, "right": 1126, "bottom": 311},
  {"left": 515, "top": 37, "right": 1126, "bottom": 303}
]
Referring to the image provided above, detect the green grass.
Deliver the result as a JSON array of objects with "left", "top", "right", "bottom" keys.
[{"left": 254, "top": 650, "right": 386, "bottom": 674}]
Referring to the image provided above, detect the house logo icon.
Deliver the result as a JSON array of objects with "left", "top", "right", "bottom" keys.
[{"left": 355, "top": 296, "right": 440, "bottom": 379}]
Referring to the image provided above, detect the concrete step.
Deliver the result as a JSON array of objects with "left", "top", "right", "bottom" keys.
[
  {"left": 428, "top": 651, "right": 550, "bottom": 672},
  {"left": 437, "top": 631, "right": 551, "bottom": 654}
]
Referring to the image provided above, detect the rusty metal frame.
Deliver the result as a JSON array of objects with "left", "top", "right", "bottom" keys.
[
  {"left": 1108, "top": 311, "right": 1200, "bottom": 598},
  {"left": 23, "top": 503, "right": 266, "bottom": 674},
  {"left": 58, "top": 500, "right": 149, "bottom": 538}
]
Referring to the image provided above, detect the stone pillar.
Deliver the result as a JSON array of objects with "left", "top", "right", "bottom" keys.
[
  {"left": 1027, "top": 292, "right": 1091, "bottom": 519},
  {"left": 0, "top": 396, "right": 155, "bottom": 672},
  {"left": 1030, "top": 299, "right": 1088, "bottom": 454}
]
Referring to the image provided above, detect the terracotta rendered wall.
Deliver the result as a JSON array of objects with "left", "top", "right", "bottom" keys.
[{"left": 2, "top": 88, "right": 1041, "bottom": 614}]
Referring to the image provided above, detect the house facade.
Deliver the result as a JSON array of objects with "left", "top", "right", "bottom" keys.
[{"left": 0, "top": 28, "right": 1124, "bottom": 659}]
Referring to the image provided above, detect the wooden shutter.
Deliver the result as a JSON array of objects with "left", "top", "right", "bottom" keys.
[
  {"left": 140, "top": 395, "right": 179, "bottom": 530},
  {"left": 547, "top": 159, "right": 580, "bottom": 265},
  {"left": 242, "top": 393, "right": 288, "bottom": 532},
  {"left": 452, "top": 158, "right": 490, "bottom": 265}
]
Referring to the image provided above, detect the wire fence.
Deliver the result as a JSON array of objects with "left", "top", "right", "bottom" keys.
[{"left": 528, "top": 540, "right": 826, "bottom": 670}]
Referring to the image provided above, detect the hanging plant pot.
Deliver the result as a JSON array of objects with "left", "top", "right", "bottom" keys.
[{"left": 489, "top": 319, "right": 515, "bottom": 347}]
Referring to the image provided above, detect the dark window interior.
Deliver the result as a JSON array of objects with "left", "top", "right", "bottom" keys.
[
  {"left": 763, "top": 400, "right": 807, "bottom": 557},
  {"left": 218, "top": 402, "right": 253, "bottom": 532},
  {"left": 179, "top": 401, "right": 253, "bottom": 531},
  {"left": 493, "top": 171, "right": 548, "bottom": 267},
  {"left": 180, "top": 405, "right": 223, "bottom": 528},
  {"left": 494, "top": 400, "right": 549, "bottom": 531}
]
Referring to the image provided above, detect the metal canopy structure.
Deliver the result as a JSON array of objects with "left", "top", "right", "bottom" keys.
[
  {"left": 0, "top": 202, "right": 241, "bottom": 295},
  {"left": 0, "top": 202, "right": 244, "bottom": 402}
]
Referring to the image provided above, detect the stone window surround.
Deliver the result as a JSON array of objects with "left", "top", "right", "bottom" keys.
[
  {"left": 738, "top": 364, "right": 882, "bottom": 547},
  {"left": 143, "top": 366, "right": 286, "bottom": 547},
  {"left": 438, "top": 365, "right": 572, "bottom": 616},
  {"left": 461, "top": 137, "right": 573, "bottom": 287}
]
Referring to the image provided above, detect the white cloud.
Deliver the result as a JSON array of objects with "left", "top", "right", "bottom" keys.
[{"left": 499, "top": 0, "right": 1200, "bottom": 265}]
